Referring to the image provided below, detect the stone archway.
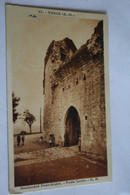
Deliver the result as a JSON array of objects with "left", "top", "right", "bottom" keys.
[{"left": 64, "top": 106, "right": 81, "bottom": 146}]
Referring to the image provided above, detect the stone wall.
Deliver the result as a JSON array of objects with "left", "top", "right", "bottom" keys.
[{"left": 43, "top": 21, "right": 107, "bottom": 159}]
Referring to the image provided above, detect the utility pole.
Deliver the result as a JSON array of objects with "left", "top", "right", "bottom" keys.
[{"left": 40, "top": 108, "right": 42, "bottom": 133}]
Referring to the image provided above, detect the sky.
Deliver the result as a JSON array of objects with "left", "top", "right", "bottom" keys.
[{"left": 6, "top": 5, "right": 99, "bottom": 131}]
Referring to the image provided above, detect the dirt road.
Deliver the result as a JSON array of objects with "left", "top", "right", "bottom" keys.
[{"left": 14, "top": 134, "right": 107, "bottom": 186}]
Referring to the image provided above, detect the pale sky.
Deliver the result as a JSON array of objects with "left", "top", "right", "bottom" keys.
[{"left": 7, "top": 5, "right": 99, "bottom": 127}]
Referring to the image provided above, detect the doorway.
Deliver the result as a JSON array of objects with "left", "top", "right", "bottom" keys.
[{"left": 64, "top": 106, "right": 81, "bottom": 146}]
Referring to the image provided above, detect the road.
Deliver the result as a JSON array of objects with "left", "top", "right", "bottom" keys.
[{"left": 14, "top": 134, "right": 107, "bottom": 186}]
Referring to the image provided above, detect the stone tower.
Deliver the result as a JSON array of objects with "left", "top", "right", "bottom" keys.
[{"left": 43, "top": 21, "right": 107, "bottom": 160}]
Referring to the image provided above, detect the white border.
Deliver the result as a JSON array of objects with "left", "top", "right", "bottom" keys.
[{"left": 6, "top": 5, "right": 112, "bottom": 194}]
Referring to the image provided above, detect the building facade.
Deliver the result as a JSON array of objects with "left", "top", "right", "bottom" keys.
[{"left": 43, "top": 21, "right": 107, "bottom": 159}]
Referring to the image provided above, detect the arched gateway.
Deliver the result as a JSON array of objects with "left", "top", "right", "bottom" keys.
[{"left": 64, "top": 106, "right": 81, "bottom": 146}]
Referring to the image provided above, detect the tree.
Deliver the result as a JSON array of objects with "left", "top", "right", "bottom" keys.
[
  {"left": 12, "top": 92, "right": 20, "bottom": 123},
  {"left": 23, "top": 109, "right": 36, "bottom": 133}
]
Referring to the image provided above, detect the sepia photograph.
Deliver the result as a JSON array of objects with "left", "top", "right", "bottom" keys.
[{"left": 6, "top": 4, "right": 111, "bottom": 194}]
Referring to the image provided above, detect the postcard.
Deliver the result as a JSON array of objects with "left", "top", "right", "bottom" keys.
[{"left": 6, "top": 4, "right": 112, "bottom": 194}]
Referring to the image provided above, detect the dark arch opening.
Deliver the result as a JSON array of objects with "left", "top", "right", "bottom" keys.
[{"left": 64, "top": 106, "right": 81, "bottom": 146}]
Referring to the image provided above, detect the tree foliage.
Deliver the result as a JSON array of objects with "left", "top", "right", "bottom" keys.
[
  {"left": 12, "top": 92, "right": 20, "bottom": 123},
  {"left": 23, "top": 109, "right": 36, "bottom": 133}
]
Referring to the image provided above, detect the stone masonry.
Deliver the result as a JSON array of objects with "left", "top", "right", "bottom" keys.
[{"left": 43, "top": 21, "right": 107, "bottom": 160}]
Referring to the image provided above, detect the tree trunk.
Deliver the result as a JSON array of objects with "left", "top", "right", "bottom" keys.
[{"left": 29, "top": 124, "right": 32, "bottom": 134}]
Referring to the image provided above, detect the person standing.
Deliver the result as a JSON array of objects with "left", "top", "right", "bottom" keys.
[
  {"left": 78, "top": 135, "right": 81, "bottom": 151},
  {"left": 17, "top": 134, "right": 21, "bottom": 146},
  {"left": 22, "top": 134, "right": 25, "bottom": 146},
  {"left": 52, "top": 135, "right": 55, "bottom": 147},
  {"left": 49, "top": 136, "right": 52, "bottom": 147}
]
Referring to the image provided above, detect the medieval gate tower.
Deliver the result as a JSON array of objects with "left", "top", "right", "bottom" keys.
[{"left": 43, "top": 21, "right": 107, "bottom": 160}]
